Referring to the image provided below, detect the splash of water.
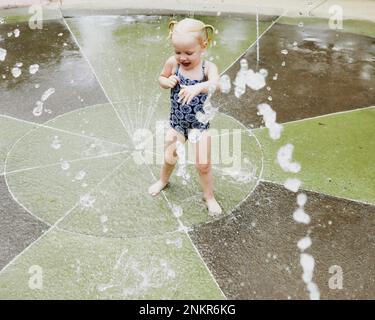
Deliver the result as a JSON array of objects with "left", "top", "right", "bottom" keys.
[
  {"left": 284, "top": 178, "right": 301, "bottom": 192},
  {"left": 80, "top": 194, "right": 96, "bottom": 208},
  {"left": 29, "top": 64, "right": 39, "bottom": 74},
  {"left": 257, "top": 103, "right": 283, "bottom": 140},
  {"left": 0, "top": 48, "right": 7, "bottom": 61},
  {"left": 75, "top": 170, "right": 86, "bottom": 181},
  {"left": 11, "top": 67, "right": 21, "bottom": 78},
  {"left": 277, "top": 144, "right": 301, "bottom": 173},
  {"left": 297, "top": 236, "right": 312, "bottom": 251},
  {"left": 219, "top": 74, "right": 231, "bottom": 93},
  {"left": 51, "top": 136, "right": 61, "bottom": 150}
]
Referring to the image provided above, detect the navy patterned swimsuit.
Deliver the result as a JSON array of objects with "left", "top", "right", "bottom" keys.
[{"left": 170, "top": 60, "right": 210, "bottom": 139}]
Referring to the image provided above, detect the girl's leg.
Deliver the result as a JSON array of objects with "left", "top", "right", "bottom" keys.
[
  {"left": 148, "top": 128, "right": 186, "bottom": 196},
  {"left": 194, "top": 130, "right": 222, "bottom": 215}
]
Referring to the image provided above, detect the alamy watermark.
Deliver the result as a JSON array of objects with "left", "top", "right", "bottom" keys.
[
  {"left": 328, "top": 265, "right": 343, "bottom": 290},
  {"left": 28, "top": 265, "right": 43, "bottom": 290},
  {"left": 328, "top": 5, "right": 344, "bottom": 30},
  {"left": 28, "top": 4, "right": 43, "bottom": 30},
  {"left": 131, "top": 122, "right": 243, "bottom": 169}
]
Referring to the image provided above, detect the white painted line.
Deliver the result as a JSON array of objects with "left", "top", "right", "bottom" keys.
[
  {"left": 5, "top": 150, "right": 129, "bottom": 175},
  {"left": 0, "top": 109, "right": 127, "bottom": 148},
  {"left": 144, "top": 160, "right": 227, "bottom": 299},
  {"left": 220, "top": 9, "right": 288, "bottom": 76},
  {"left": 278, "top": 105, "right": 375, "bottom": 127},
  {"left": 0, "top": 153, "right": 133, "bottom": 275},
  {"left": 260, "top": 178, "right": 375, "bottom": 206},
  {"left": 61, "top": 16, "right": 134, "bottom": 141}
]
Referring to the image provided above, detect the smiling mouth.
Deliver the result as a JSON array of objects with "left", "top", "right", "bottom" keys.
[{"left": 181, "top": 62, "right": 191, "bottom": 67}]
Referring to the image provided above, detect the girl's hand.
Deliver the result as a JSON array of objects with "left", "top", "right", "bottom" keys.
[
  {"left": 178, "top": 84, "right": 202, "bottom": 105},
  {"left": 166, "top": 75, "right": 179, "bottom": 88}
]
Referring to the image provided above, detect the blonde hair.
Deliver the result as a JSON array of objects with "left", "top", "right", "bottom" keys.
[{"left": 168, "top": 18, "right": 214, "bottom": 47}]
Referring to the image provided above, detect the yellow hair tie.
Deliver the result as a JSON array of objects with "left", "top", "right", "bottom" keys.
[
  {"left": 167, "top": 20, "right": 178, "bottom": 39},
  {"left": 203, "top": 24, "right": 215, "bottom": 46}
]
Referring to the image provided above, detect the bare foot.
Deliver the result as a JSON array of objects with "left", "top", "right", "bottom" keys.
[
  {"left": 204, "top": 197, "right": 222, "bottom": 216},
  {"left": 148, "top": 180, "right": 169, "bottom": 196}
]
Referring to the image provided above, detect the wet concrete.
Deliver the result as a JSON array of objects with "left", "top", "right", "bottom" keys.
[
  {"left": 0, "top": 19, "right": 108, "bottom": 123},
  {"left": 214, "top": 22, "right": 375, "bottom": 128},
  {"left": 190, "top": 181, "right": 375, "bottom": 299},
  {"left": 0, "top": 175, "right": 48, "bottom": 269}
]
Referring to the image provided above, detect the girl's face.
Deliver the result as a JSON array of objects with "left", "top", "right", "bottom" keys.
[{"left": 172, "top": 33, "right": 206, "bottom": 70}]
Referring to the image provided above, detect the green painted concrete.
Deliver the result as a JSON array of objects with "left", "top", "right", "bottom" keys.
[
  {"left": 0, "top": 116, "right": 37, "bottom": 174},
  {"left": 253, "top": 107, "right": 375, "bottom": 204},
  {"left": 66, "top": 15, "right": 272, "bottom": 131},
  {"left": 278, "top": 16, "right": 375, "bottom": 38},
  {"left": 0, "top": 229, "right": 223, "bottom": 299},
  {"left": 147, "top": 113, "right": 263, "bottom": 227}
]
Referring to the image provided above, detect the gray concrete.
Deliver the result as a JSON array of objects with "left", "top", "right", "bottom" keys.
[
  {"left": 0, "top": 19, "right": 108, "bottom": 123},
  {"left": 213, "top": 22, "right": 375, "bottom": 129},
  {"left": 191, "top": 181, "right": 375, "bottom": 299},
  {"left": 0, "top": 175, "right": 49, "bottom": 270}
]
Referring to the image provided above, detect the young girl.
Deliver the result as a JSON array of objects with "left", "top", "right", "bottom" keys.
[{"left": 148, "top": 18, "right": 222, "bottom": 216}]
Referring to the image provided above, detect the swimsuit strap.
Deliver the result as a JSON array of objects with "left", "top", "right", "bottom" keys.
[
  {"left": 201, "top": 60, "right": 206, "bottom": 80},
  {"left": 175, "top": 63, "right": 180, "bottom": 77},
  {"left": 175, "top": 60, "right": 206, "bottom": 81}
]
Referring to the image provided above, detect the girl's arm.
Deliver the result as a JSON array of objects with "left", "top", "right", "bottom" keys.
[
  {"left": 196, "top": 62, "right": 220, "bottom": 93},
  {"left": 158, "top": 56, "right": 179, "bottom": 89}
]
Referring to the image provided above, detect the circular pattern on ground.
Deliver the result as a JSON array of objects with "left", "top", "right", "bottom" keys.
[{"left": 4, "top": 104, "right": 263, "bottom": 238}]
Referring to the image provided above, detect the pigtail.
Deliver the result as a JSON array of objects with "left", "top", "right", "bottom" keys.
[
  {"left": 203, "top": 24, "right": 215, "bottom": 46},
  {"left": 168, "top": 20, "right": 178, "bottom": 39}
]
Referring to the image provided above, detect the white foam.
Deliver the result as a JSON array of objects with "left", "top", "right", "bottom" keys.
[
  {"left": 29, "top": 64, "right": 39, "bottom": 74},
  {"left": 297, "top": 236, "right": 312, "bottom": 251},
  {"left": 11, "top": 67, "right": 21, "bottom": 78},
  {"left": 100, "top": 215, "right": 108, "bottom": 223},
  {"left": 15, "top": 62, "right": 23, "bottom": 67},
  {"left": 277, "top": 144, "right": 301, "bottom": 173},
  {"left": 284, "top": 178, "right": 301, "bottom": 192},
  {"left": 272, "top": 73, "right": 278, "bottom": 81},
  {"left": 58, "top": 33, "right": 63, "bottom": 37},
  {"left": 281, "top": 49, "right": 288, "bottom": 55},
  {"left": 0, "top": 48, "right": 7, "bottom": 61},
  {"left": 293, "top": 207, "right": 311, "bottom": 224},
  {"left": 14, "top": 29, "right": 20, "bottom": 37}
]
